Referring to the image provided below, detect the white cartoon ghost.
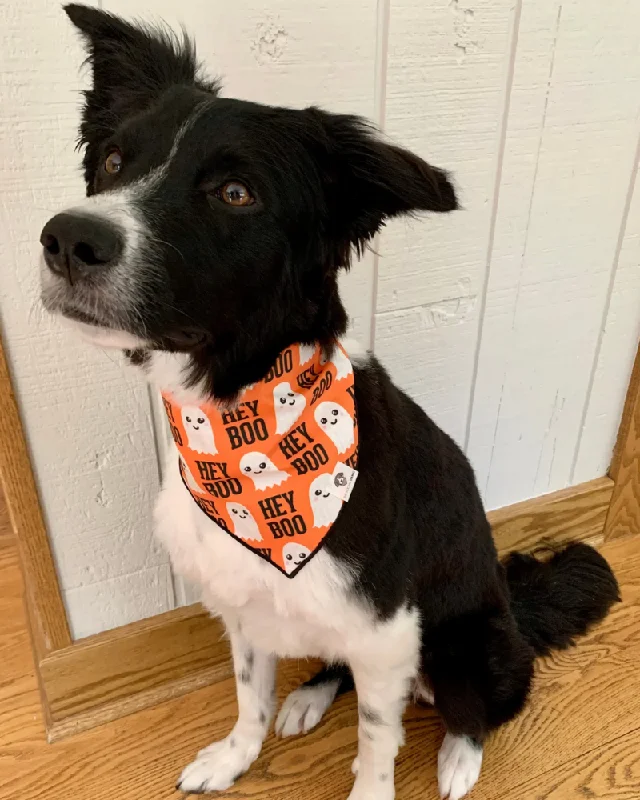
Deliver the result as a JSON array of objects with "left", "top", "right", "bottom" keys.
[
  {"left": 180, "top": 456, "right": 205, "bottom": 495},
  {"left": 298, "top": 343, "right": 317, "bottom": 366},
  {"left": 273, "top": 381, "right": 306, "bottom": 435},
  {"left": 282, "top": 542, "right": 312, "bottom": 574},
  {"left": 239, "top": 452, "right": 289, "bottom": 491},
  {"left": 309, "top": 473, "right": 343, "bottom": 528},
  {"left": 314, "top": 401, "right": 354, "bottom": 454},
  {"left": 182, "top": 406, "right": 217, "bottom": 454},
  {"left": 329, "top": 346, "right": 353, "bottom": 381},
  {"left": 227, "top": 502, "right": 263, "bottom": 542}
]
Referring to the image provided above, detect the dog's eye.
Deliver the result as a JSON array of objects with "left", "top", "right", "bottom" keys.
[
  {"left": 218, "top": 181, "right": 255, "bottom": 207},
  {"left": 332, "top": 409, "right": 339, "bottom": 416},
  {"left": 185, "top": 416, "right": 191, "bottom": 422},
  {"left": 104, "top": 149, "right": 123, "bottom": 175},
  {"left": 197, "top": 417, "right": 205, "bottom": 424},
  {"left": 280, "top": 397, "right": 286, "bottom": 404},
  {"left": 259, "top": 462, "right": 267, "bottom": 469}
]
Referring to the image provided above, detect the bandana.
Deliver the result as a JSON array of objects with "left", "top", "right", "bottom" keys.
[{"left": 161, "top": 342, "right": 359, "bottom": 577}]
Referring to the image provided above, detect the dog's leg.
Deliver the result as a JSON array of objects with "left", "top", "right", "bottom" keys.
[
  {"left": 178, "top": 625, "right": 276, "bottom": 793},
  {"left": 346, "top": 613, "right": 420, "bottom": 800},
  {"left": 428, "top": 607, "right": 534, "bottom": 800},
  {"left": 276, "top": 664, "right": 354, "bottom": 737}
]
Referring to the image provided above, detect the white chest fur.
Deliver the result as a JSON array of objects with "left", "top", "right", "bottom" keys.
[{"left": 155, "top": 448, "right": 394, "bottom": 661}]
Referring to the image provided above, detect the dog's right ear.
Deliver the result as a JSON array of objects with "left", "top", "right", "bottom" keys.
[{"left": 64, "top": 4, "right": 219, "bottom": 187}]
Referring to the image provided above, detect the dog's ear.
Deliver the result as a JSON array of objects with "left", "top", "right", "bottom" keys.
[
  {"left": 64, "top": 4, "right": 219, "bottom": 185},
  {"left": 306, "top": 108, "right": 457, "bottom": 267}
]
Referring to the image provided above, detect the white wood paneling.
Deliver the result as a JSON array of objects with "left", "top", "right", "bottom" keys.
[
  {"left": 64, "top": 564, "right": 175, "bottom": 640},
  {"left": 573, "top": 156, "right": 640, "bottom": 483},
  {"left": 374, "top": 0, "right": 516, "bottom": 445},
  {"left": 0, "top": 0, "right": 168, "bottom": 638},
  {"left": 465, "top": 0, "right": 640, "bottom": 509}
]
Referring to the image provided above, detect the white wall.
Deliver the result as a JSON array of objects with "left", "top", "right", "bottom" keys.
[{"left": 0, "top": 0, "right": 638, "bottom": 638}]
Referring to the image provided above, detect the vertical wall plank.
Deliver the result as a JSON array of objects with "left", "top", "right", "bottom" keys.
[
  {"left": 466, "top": 0, "right": 640, "bottom": 509},
  {"left": 573, "top": 155, "right": 640, "bottom": 483},
  {"left": 375, "top": 0, "right": 516, "bottom": 445}
]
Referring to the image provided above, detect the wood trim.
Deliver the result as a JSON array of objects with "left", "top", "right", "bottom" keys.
[
  {"left": 609, "top": 342, "right": 640, "bottom": 483},
  {"left": 41, "top": 604, "right": 229, "bottom": 742},
  {"left": 0, "top": 338, "right": 71, "bottom": 655},
  {"left": 606, "top": 343, "right": 640, "bottom": 540},
  {"left": 488, "top": 476, "right": 614, "bottom": 553}
]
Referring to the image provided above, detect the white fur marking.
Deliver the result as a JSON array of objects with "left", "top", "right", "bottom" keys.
[
  {"left": 275, "top": 680, "right": 341, "bottom": 737},
  {"left": 438, "top": 734, "right": 483, "bottom": 800}
]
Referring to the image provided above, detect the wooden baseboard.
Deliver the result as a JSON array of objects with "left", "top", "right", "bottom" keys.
[
  {"left": 34, "top": 476, "right": 616, "bottom": 741},
  {"left": 41, "top": 605, "right": 229, "bottom": 742},
  {"left": 488, "top": 476, "right": 614, "bottom": 553}
]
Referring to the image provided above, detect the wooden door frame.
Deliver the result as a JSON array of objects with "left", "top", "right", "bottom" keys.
[{"left": 1, "top": 337, "right": 638, "bottom": 741}]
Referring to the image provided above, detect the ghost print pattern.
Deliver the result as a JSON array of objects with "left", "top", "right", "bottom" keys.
[
  {"left": 309, "top": 473, "right": 343, "bottom": 528},
  {"left": 273, "top": 381, "right": 306, "bottom": 434},
  {"left": 239, "top": 452, "right": 289, "bottom": 491},
  {"left": 182, "top": 406, "right": 217, "bottom": 454},
  {"left": 314, "top": 401, "right": 355, "bottom": 454},
  {"left": 227, "top": 502, "right": 263, "bottom": 542},
  {"left": 282, "top": 542, "right": 312, "bottom": 574}
]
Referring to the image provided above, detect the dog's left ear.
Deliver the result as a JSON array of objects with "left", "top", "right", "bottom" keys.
[
  {"left": 64, "top": 4, "right": 219, "bottom": 186},
  {"left": 306, "top": 109, "right": 457, "bottom": 267}
]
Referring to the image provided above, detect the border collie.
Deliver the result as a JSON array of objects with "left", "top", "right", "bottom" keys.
[{"left": 39, "top": 6, "right": 620, "bottom": 799}]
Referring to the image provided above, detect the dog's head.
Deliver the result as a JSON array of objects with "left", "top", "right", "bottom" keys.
[{"left": 40, "top": 4, "right": 457, "bottom": 399}]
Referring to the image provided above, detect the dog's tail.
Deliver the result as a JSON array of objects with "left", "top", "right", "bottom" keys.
[{"left": 503, "top": 542, "right": 620, "bottom": 656}]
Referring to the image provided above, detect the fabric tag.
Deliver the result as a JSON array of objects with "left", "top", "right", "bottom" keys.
[{"left": 328, "top": 462, "right": 358, "bottom": 503}]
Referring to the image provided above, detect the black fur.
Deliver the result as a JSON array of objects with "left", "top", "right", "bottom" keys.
[
  {"left": 504, "top": 542, "right": 621, "bottom": 655},
  {"left": 50, "top": 5, "right": 620, "bottom": 755}
]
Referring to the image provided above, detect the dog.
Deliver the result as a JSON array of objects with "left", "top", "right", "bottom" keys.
[{"left": 39, "top": 6, "right": 620, "bottom": 798}]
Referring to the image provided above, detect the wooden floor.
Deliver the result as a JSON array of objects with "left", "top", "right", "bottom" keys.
[{"left": 1, "top": 526, "right": 640, "bottom": 800}]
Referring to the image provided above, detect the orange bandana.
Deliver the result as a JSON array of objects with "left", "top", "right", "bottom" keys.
[{"left": 161, "top": 342, "right": 359, "bottom": 577}]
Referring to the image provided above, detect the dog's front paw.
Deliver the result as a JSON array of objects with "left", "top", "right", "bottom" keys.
[
  {"left": 177, "top": 734, "right": 262, "bottom": 794},
  {"left": 437, "top": 733, "right": 483, "bottom": 800},
  {"left": 346, "top": 774, "right": 395, "bottom": 800}
]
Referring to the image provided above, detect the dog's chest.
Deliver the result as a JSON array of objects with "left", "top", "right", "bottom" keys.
[{"left": 154, "top": 458, "right": 364, "bottom": 659}]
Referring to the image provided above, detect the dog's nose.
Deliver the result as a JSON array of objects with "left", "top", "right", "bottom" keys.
[{"left": 40, "top": 212, "right": 123, "bottom": 284}]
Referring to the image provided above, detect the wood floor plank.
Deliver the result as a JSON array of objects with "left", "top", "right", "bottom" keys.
[{"left": 2, "top": 534, "right": 640, "bottom": 799}]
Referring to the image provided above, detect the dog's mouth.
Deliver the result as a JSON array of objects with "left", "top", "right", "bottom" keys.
[
  {"left": 41, "top": 259, "right": 209, "bottom": 354},
  {"left": 45, "top": 294, "right": 208, "bottom": 354}
]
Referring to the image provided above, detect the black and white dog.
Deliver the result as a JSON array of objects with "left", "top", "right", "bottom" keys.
[{"left": 40, "top": 6, "right": 619, "bottom": 799}]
